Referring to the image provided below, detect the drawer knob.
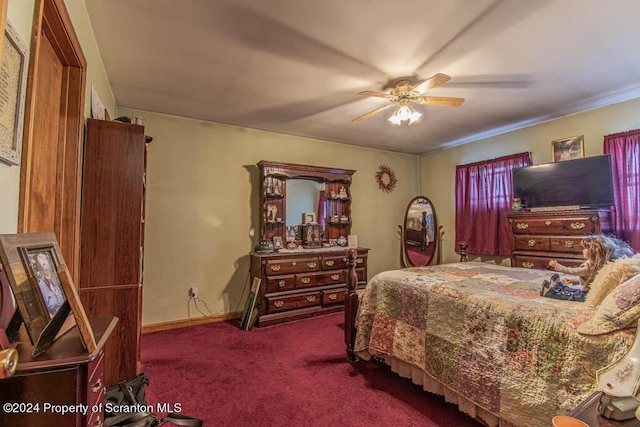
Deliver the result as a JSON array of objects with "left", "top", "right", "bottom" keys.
[
  {"left": 274, "top": 300, "right": 284, "bottom": 308},
  {"left": 522, "top": 261, "right": 534, "bottom": 269},
  {"left": 356, "top": 259, "right": 363, "bottom": 264},
  {"left": 545, "top": 220, "right": 551, "bottom": 225},
  {"left": 278, "top": 280, "right": 285, "bottom": 288},
  {"left": 516, "top": 223, "right": 529, "bottom": 230},
  {"left": 570, "top": 222, "right": 585, "bottom": 230},
  {"left": 328, "top": 293, "right": 337, "bottom": 301},
  {"left": 326, "top": 260, "right": 335, "bottom": 266},
  {"left": 307, "top": 296, "right": 316, "bottom": 303},
  {"left": 301, "top": 277, "right": 311, "bottom": 284},
  {"left": 565, "top": 241, "right": 574, "bottom": 248},
  {"left": 92, "top": 379, "right": 103, "bottom": 393},
  {"left": 270, "top": 265, "right": 281, "bottom": 272},
  {"left": 331, "top": 274, "right": 340, "bottom": 281},
  {"left": 292, "top": 261, "right": 297, "bottom": 266},
  {"left": 527, "top": 239, "right": 536, "bottom": 247},
  {"left": 307, "top": 262, "right": 317, "bottom": 268}
]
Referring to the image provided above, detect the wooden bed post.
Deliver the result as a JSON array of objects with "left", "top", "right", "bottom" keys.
[
  {"left": 344, "top": 248, "right": 358, "bottom": 361},
  {"left": 459, "top": 241, "right": 469, "bottom": 262}
]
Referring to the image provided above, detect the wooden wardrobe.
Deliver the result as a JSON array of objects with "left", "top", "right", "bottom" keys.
[{"left": 79, "top": 118, "right": 147, "bottom": 387}]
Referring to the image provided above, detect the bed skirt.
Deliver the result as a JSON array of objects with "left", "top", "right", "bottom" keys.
[{"left": 382, "top": 355, "right": 517, "bottom": 427}]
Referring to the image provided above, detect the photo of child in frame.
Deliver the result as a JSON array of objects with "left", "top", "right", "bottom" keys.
[{"left": 26, "top": 250, "right": 66, "bottom": 318}]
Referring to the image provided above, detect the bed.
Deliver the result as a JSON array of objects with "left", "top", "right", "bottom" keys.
[{"left": 343, "top": 250, "right": 639, "bottom": 427}]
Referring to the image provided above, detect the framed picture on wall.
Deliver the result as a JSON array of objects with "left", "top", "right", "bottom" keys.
[
  {"left": 552, "top": 135, "right": 584, "bottom": 162},
  {"left": 0, "top": 20, "right": 28, "bottom": 165}
]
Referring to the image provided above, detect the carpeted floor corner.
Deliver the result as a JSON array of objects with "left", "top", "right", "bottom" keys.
[{"left": 140, "top": 313, "right": 482, "bottom": 426}]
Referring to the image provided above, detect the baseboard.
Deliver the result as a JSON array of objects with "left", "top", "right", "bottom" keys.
[{"left": 142, "top": 311, "right": 241, "bottom": 333}]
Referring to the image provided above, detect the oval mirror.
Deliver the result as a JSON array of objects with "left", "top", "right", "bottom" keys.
[{"left": 399, "top": 196, "right": 439, "bottom": 267}]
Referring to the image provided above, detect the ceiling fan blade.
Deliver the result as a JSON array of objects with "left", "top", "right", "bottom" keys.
[
  {"left": 357, "top": 90, "right": 391, "bottom": 99},
  {"left": 352, "top": 103, "right": 394, "bottom": 122},
  {"left": 416, "top": 96, "right": 465, "bottom": 107},
  {"left": 414, "top": 73, "right": 451, "bottom": 94}
]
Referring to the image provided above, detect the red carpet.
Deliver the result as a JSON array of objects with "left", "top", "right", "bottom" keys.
[{"left": 140, "top": 313, "right": 482, "bottom": 426}]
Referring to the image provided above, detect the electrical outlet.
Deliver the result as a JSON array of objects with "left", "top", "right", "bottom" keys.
[{"left": 188, "top": 286, "right": 198, "bottom": 298}]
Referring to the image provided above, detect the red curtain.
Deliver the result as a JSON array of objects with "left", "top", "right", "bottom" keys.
[
  {"left": 604, "top": 129, "right": 640, "bottom": 250},
  {"left": 455, "top": 152, "right": 531, "bottom": 256}
]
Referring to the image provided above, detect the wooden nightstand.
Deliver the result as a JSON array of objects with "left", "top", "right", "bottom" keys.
[{"left": 570, "top": 391, "right": 640, "bottom": 427}]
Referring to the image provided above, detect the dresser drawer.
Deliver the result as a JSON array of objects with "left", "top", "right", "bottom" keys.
[
  {"left": 510, "top": 216, "right": 597, "bottom": 235},
  {"left": 266, "top": 291, "right": 322, "bottom": 313},
  {"left": 322, "top": 288, "right": 345, "bottom": 305},
  {"left": 321, "top": 255, "right": 348, "bottom": 270},
  {"left": 513, "top": 255, "right": 583, "bottom": 270},
  {"left": 356, "top": 267, "right": 366, "bottom": 282},
  {"left": 86, "top": 351, "right": 105, "bottom": 408},
  {"left": 265, "top": 257, "right": 320, "bottom": 276},
  {"left": 296, "top": 271, "right": 345, "bottom": 289},
  {"left": 514, "top": 236, "right": 550, "bottom": 251},
  {"left": 512, "top": 256, "right": 550, "bottom": 270},
  {"left": 549, "top": 236, "right": 584, "bottom": 254},
  {"left": 266, "top": 275, "right": 295, "bottom": 292}
]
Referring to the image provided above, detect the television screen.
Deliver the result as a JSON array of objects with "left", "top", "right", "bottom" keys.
[{"left": 512, "top": 155, "right": 614, "bottom": 209}]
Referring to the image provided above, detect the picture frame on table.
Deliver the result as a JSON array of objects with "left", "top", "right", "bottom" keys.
[
  {"left": 0, "top": 233, "right": 96, "bottom": 356},
  {"left": 272, "top": 236, "right": 283, "bottom": 250},
  {"left": 552, "top": 135, "right": 584, "bottom": 162},
  {"left": 302, "top": 212, "right": 316, "bottom": 225}
]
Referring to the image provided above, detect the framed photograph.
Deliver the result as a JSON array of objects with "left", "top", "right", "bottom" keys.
[
  {"left": 0, "top": 20, "right": 28, "bottom": 165},
  {"left": 302, "top": 212, "right": 316, "bottom": 224},
  {"left": 303, "top": 223, "right": 321, "bottom": 248},
  {"left": 0, "top": 233, "right": 96, "bottom": 356},
  {"left": 272, "top": 236, "right": 283, "bottom": 250},
  {"left": 552, "top": 135, "right": 584, "bottom": 162}
]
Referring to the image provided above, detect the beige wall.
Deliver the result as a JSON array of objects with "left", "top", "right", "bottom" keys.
[
  {"left": 117, "top": 108, "right": 419, "bottom": 326},
  {"left": 0, "top": 0, "right": 115, "bottom": 233},
  {"left": 1, "top": 0, "right": 639, "bottom": 327},
  {"left": 419, "top": 97, "right": 640, "bottom": 264}
]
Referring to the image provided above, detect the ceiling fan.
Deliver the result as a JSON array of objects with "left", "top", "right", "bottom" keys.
[{"left": 352, "top": 73, "right": 465, "bottom": 125}]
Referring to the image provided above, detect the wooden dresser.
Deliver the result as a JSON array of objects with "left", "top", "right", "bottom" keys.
[
  {"left": 506, "top": 209, "right": 613, "bottom": 269},
  {"left": 0, "top": 317, "right": 117, "bottom": 427},
  {"left": 250, "top": 248, "right": 368, "bottom": 326}
]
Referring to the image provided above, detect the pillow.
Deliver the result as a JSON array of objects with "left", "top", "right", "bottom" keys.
[
  {"left": 578, "top": 273, "right": 640, "bottom": 335},
  {"left": 585, "top": 254, "right": 640, "bottom": 308}
]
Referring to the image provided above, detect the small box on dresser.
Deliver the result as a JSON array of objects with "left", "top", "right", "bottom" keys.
[{"left": 507, "top": 209, "right": 613, "bottom": 269}]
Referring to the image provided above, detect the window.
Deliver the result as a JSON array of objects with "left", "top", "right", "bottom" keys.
[{"left": 455, "top": 152, "right": 531, "bottom": 256}]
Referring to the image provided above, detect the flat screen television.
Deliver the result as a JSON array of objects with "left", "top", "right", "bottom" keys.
[{"left": 512, "top": 155, "right": 614, "bottom": 210}]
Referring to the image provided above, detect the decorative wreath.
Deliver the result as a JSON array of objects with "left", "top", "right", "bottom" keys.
[{"left": 375, "top": 164, "right": 397, "bottom": 193}]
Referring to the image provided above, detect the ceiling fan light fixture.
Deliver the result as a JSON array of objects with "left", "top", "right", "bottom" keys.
[
  {"left": 388, "top": 105, "right": 422, "bottom": 126},
  {"left": 409, "top": 108, "right": 422, "bottom": 124},
  {"left": 388, "top": 112, "right": 402, "bottom": 126}
]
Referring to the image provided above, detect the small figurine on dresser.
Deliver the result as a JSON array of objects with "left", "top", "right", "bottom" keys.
[{"left": 338, "top": 185, "right": 348, "bottom": 199}]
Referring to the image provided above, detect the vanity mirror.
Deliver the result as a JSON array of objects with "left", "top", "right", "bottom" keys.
[
  {"left": 399, "top": 196, "right": 441, "bottom": 267},
  {"left": 257, "top": 161, "right": 355, "bottom": 246}
]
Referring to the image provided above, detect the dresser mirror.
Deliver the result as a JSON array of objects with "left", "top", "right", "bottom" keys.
[
  {"left": 257, "top": 161, "right": 355, "bottom": 248},
  {"left": 286, "top": 179, "right": 323, "bottom": 228},
  {"left": 399, "top": 196, "right": 440, "bottom": 267}
]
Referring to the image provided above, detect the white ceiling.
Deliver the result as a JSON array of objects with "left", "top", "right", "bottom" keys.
[{"left": 85, "top": 0, "right": 640, "bottom": 155}]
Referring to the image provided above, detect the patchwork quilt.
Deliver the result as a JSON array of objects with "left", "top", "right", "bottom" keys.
[{"left": 354, "top": 262, "right": 634, "bottom": 427}]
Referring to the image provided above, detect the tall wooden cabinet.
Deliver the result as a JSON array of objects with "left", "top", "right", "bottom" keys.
[{"left": 79, "top": 118, "right": 146, "bottom": 388}]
